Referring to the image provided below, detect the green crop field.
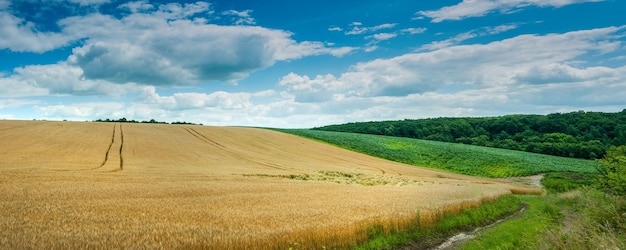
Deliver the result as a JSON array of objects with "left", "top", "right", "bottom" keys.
[{"left": 277, "top": 129, "right": 600, "bottom": 178}]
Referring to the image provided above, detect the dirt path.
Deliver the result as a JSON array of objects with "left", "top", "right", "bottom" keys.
[
  {"left": 431, "top": 205, "right": 527, "bottom": 249},
  {"left": 422, "top": 174, "right": 545, "bottom": 250}
]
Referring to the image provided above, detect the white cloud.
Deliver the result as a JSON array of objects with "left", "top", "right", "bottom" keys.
[
  {"left": 420, "top": 31, "right": 478, "bottom": 50},
  {"left": 418, "top": 0, "right": 604, "bottom": 22},
  {"left": 271, "top": 67, "right": 626, "bottom": 128},
  {"left": 0, "top": 75, "right": 48, "bottom": 98},
  {"left": 119, "top": 1, "right": 154, "bottom": 13},
  {"left": 515, "top": 63, "right": 617, "bottom": 84},
  {"left": 55, "top": 4, "right": 353, "bottom": 86},
  {"left": 401, "top": 27, "right": 427, "bottom": 34},
  {"left": 0, "top": 12, "right": 76, "bottom": 52},
  {"left": 420, "top": 23, "right": 519, "bottom": 50},
  {"left": 359, "top": 26, "right": 425, "bottom": 52},
  {"left": 369, "top": 33, "right": 398, "bottom": 41},
  {"left": 273, "top": 41, "right": 356, "bottom": 60},
  {"left": 14, "top": 63, "right": 142, "bottom": 96},
  {"left": 140, "top": 87, "right": 254, "bottom": 110},
  {"left": 222, "top": 9, "right": 256, "bottom": 25},
  {"left": 2, "top": 1, "right": 624, "bottom": 128},
  {"left": 278, "top": 73, "right": 346, "bottom": 103},
  {"left": 1, "top": 1, "right": 351, "bottom": 87},
  {"left": 37, "top": 102, "right": 126, "bottom": 120},
  {"left": 150, "top": 1, "right": 213, "bottom": 20},
  {"left": 279, "top": 26, "right": 626, "bottom": 105},
  {"left": 32, "top": 88, "right": 275, "bottom": 124},
  {"left": 67, "top": 0, "right": 111, "bottom": 6},
  {"left": 326, "top": 46, "right": 358, "bottom": 57},
  {"left": 0, "top": 63, "right": 142, "bottom": 98},
  {"left": 0, "top": 99, "right": 40, "bottom": 109},
  {"left": 346, "top": 26, "right": 368, "bottom": 35},
  {"left": 364, "top": 46, "right": 378, "bottom": 52},
  {"left": 487, "top": 24, "right": 518, "bottom": 34},
  {"left": 371, "top": 23, "right": 397, "bottom": 31},
  {"left": 345, "top": 23, "right": 397, "bottom": 35}
]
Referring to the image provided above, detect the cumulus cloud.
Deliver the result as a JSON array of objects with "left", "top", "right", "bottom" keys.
[
  {"left": 0, "top": 11, "right": 76, "bottom": 52},
  {"left": 514, "top": 63, "right": 617, "bottom": 84},
  {"left": 418, "top": 0, "right": 604, "bottom": 22},
  {"left": 1, "top": 1, "right": 352, "bottom": 87},
  {"left": 272, "top": 66, "right": 626, "bottom": 128},
  {"left": 58, "top": 4, "right": 352, "bottom": 86},
  {"left": 1, "top": 63, "right": 141, "bottom": 97},
  {"left": 37, "top": 102, "right": 126, "bottom": 119},
  {"left": 32, "top": 87, "right": 277, "bottom": 124},
  {"left": 140, "top": 87, "right": 254, "bottom": 110},
  {"left": 0, "top": 75, "right": 48, "bottom": 98},
  {"left": 278, "top": 73, "right": 345, "bottom": 103},
  {"left": 280, "top": 26, "right": 626, "bottom": 103}
]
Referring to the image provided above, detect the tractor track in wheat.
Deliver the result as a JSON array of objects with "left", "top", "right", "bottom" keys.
[
  {"left": 183, "top": 126, "right": 226, "bottom": 148},
  {"left": 95, "top": 124, "right": 116, "bottom": 169},
  {"left": 182, "top": 126, "right": 294, "bottom": 172},
  {"left": 119, "top": 123, "right": 124, "bottom": 170},
  {"left": 95, "top": 123, "right": 123, "bottom": 171}
]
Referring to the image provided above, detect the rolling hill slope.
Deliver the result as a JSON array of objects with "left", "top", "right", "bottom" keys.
[{"left": 0, "top": 120, "right": 539, "bottom": 248}]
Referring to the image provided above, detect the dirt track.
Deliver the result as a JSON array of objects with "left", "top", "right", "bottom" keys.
[{"left": 0, "top": 120, "right": 540, "bottom": 248}]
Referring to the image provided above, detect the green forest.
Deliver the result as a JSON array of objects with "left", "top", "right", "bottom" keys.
[{"left": 314, "top": 110, "right": 626, "bottom": 160}]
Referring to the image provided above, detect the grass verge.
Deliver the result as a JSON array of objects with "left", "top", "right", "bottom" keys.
[
  {"left": 460, "top": 188, "right": 626, "bottom": 249},
  {"left": 355, "top": 195, "right": 523, "bottom": 249}
]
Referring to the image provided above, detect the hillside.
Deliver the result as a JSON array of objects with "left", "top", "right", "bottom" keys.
[
  {"left": 0, "top": 120, "right": 538, "bottom": 249},
  {"left": 314, "top": 110, "right": 626, "bottom": 159},
  {"left": 278, "top": 129, "right": 599, "bottom": 178}
]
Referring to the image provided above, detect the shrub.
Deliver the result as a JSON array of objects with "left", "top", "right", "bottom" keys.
[{"left": 597, "top": 145, "right": 626, "bottom": 195}]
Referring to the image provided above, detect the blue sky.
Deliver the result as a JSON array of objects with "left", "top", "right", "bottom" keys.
[{"left": 1, "top": 0, "right": 625, "bottom": 128}]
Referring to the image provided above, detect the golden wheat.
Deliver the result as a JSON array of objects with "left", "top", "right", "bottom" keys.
[{"left": 0, "top": 120, "right": 540, "bottom": 248}]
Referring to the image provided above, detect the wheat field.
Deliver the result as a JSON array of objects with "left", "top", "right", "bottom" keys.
[{"left": 0, "top": 120, "right": 539, "bottom": 248}]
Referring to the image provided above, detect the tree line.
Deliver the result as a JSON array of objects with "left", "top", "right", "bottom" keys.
[
  {"left": 93, "top": 118, "right": 202, "bottom": 125},
  {"left": 314, "top": 110, "right": 626, "bottom": 159}
]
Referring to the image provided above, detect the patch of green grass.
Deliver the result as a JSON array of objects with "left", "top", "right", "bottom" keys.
[
  {"left": 541, "top": 172, "right": 598, "bottom": 193},
  {"left": 277, "top": 129, "right": 599, "bottom": 178},
  {"left": 355, "top": 195, "right": 523, "bottom": 249},
  {"left": 460, "top": 196, "right": 562, "bottom": 249}
]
